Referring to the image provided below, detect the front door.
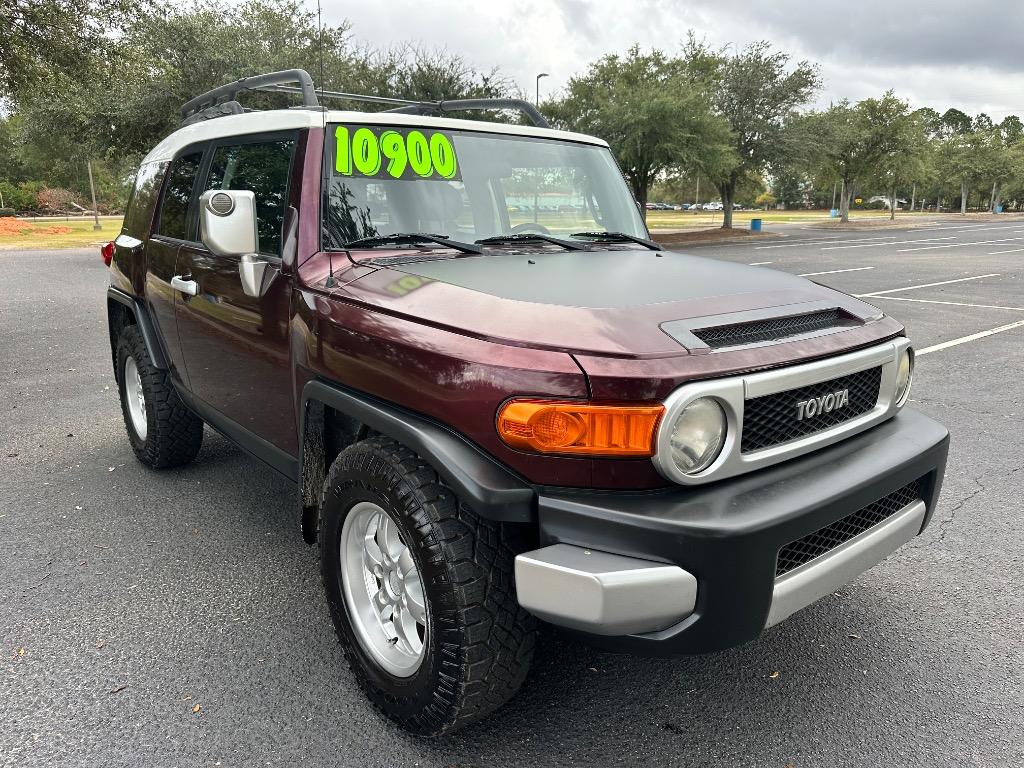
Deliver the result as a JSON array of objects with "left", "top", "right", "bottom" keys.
[{"left": 174, "top": 134, "right": 299, "bottom": 466}]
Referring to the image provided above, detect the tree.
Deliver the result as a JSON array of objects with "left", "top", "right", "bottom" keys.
[
  {"left": 865, "top": 95, "right": 928, "bottom": 220},
  {"left": 936, "top": 122, "right": 1014, "bottom": 215},
  {"left": 939, "top": 108, "right": 972, "bottom": 138},
  {"left": 770, "top": 172, "right": 805, "bottom": 208},
  {"left": 695, "top": 40, "right": 820, "bottom": 228},
  {"left": 999, "top": 115, "right": 1024, "bottom": 145},
  {"left": 546, "top": 45, "right": 734, "bottom": 211},
  {"left": 8, "top": 0, "right": 511, "bottom": 202},
  {"left": 0, "top": 0, "right": 136, "bottom": 99},
  {"left": 800, "top": 102, "right": 867, "bottom": 222},
  {"left": 801, "top": 93, "right": 923, "bottom": 222},
  {"left": 0, "top": 116, "right": 24, "bottom": 183}
]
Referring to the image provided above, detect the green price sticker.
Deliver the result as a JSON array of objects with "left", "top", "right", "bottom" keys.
[{"left": 334, "top": 125, "right": 460, "bottom": 181}]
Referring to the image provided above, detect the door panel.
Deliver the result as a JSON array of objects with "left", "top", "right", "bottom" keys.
[
  {"left": 175, "top": 246, "right": 295, "bottom": 453},
  {"left": 144, "top": 238, "right": 189, "bottom": 385},
  {"left": 175, "top": 135, "right": 299, "bottom": 455}
]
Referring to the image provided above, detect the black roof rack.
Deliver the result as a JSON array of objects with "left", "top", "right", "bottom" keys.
[
  {"left": 180, "top": 69, "right": 320, "bottom": 125},
  {"left": 180, "top": 68, "right": 550, "bottom": 129}
]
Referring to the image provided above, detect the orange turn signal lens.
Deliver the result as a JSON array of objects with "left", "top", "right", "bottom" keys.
[{"left": 497, "top": 400, "right": 665, "bottom": 457}]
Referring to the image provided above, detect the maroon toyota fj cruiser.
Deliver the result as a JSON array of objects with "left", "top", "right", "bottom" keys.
[{"left": 105, "top": 70, "right": 949, "bottom": 735}]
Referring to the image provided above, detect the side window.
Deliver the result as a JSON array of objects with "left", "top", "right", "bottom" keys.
[
  {"left": 156, "top": 152, "right": 203, "bottom": 240},
  {"left": 122, "top": 162, "right": 164, "bottom": 239},
  {"left": 204, "top": 138, "right": 295, "bottom": 257}
]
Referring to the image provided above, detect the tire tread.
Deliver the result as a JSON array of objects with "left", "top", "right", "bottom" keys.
[{"left": 321, "top": 436, "right": 535, "bottom": 735}]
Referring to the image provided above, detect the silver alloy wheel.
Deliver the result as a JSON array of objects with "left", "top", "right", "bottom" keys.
[
  {"left": 340, "top": 501, "right": 427, "bottom": 677},
  {"left": 124, "top": 356, "right": 147, "bottom": 440}
]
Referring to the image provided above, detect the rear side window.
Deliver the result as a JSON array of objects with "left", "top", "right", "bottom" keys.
[
  {"left": 203, "top": 139, "right": 295, "bottom": 256},
  {"left": 122, "top": 162, "right": 163, "bottom": 239},
  {"left": 157, "top": 152, "right": 203, "bottom": 240}
]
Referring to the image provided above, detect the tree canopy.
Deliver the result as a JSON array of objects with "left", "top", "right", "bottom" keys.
[
  {"left": 695, "top": 40, "right": 820, "bottom": 227},
  {"left": 545, "top": 45, "right": 733, "bottom": 210},
  {"left": 4, "top": 1, "right": 1024, "bottom": 219}
]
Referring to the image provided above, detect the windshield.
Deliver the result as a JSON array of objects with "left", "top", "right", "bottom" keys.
[{"left": 321, "top": 124, "right": 647, "bottom": 248}]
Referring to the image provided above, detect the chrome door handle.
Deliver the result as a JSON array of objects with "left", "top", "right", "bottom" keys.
[{"left": 171, "top": 275, "right": 198, "bottom": 296}]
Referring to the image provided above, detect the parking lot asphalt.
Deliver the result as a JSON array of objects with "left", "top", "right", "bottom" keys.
[{"left": 2, "top": 217, "right": 1023, "bottom": 768}]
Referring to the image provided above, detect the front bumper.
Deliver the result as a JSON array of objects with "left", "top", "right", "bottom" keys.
[{"left": 515, "top": 408, "right": 948, "bottom": 655}]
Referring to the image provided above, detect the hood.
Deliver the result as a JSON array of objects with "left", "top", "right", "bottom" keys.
[{"left": 337, "top": 247, "right": 887, "bottom": 358}]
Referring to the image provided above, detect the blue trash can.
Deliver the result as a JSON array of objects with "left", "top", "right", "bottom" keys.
[
  {"left": 750, "top": 218, "right": 762, "bottom": 232},
  {"left": 996, "top": 205, "right": 1004, "bottom": 214}
]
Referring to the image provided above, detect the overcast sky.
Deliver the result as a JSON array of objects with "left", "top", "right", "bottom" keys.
[{"left": 326, "top": 0, "right": 1024, "bottom": 120}]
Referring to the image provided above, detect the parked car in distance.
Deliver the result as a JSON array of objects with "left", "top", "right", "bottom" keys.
[{"left": 105, "top": 68, "right": 948, "bottom": 738}]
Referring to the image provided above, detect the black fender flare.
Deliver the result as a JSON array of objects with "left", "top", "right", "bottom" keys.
[
  {"left": 299, "top": 379, "right": 536, "bottom": 542},
  {"left": 107, "top": 287, "right": 169, "bottom": 370}
]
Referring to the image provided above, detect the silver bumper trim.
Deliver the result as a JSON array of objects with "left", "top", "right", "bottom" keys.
[
  {"left": 766, "top": 499, "right": 926, "bottom": 627},
  {"left": 514, "top": 544, "right": 697, "bottom": 636}
]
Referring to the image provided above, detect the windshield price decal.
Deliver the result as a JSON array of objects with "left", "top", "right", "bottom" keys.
[{"left": 334, "top": 126, "right": 460, "bottom": 181}]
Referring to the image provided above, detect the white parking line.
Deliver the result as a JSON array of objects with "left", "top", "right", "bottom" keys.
[
  {"left": 917, "top": 319, "right": 1024, "bottom": 357},
  {"left": 798, "top": 266, "right": 875, "bottom": 276},
  {"left": 820, "top": 236, "right": 955, "bottom": 251},
  {"left": 855, "top": 274, "right": 1000, "bottom": 297},
  {"left": 748, "top": 261, "right": 774, "bottom": 266},
  {"left": 754, "top": 236, "right": 896, "bottom": 250},
  {"left": 870, "top": 296, "right": 1024, "bottom": 312},
  {"left": 968, "top": 225, "right": 1023, "bottom": 232},
  {"left": 929, "top": 223, "right": 1008, "bottom": 231},
  {"left": 987, "top": 247, "right": 1024, "bottom": 255},
  {"left": 897, "top": 237, "right": 1024, "bottom": 252}
]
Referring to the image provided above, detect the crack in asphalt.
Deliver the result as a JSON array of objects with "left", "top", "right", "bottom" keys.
[{"left": 934, "top": 476, "right": 986, "bottom": 543}]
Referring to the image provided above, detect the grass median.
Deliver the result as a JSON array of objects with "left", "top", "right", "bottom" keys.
[
  {"left": 0, "top": 218, "right": 124, "bottom": 249},
  {"left": 644, "top": 209, "right": 940, "bottom": 230}
]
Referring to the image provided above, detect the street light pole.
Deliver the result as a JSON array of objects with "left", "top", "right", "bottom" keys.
[
  {"left": 535, "top": 72, "right": 549, "bottom": 106},
  {"left": 533, "top": 73, "right": 549, "bottom": 225}
]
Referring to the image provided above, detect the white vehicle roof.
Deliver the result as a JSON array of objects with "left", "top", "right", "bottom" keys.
[{"left": 141, "top": 109, "right": 608, "bottom": 164}]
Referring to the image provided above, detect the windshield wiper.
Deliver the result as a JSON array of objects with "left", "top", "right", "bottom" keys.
[
  {"left": 570, "top": 231, "right": 662, "bottom": 251},
  {"left": 344, "top": 233, "right": 482, "bottom": 255},
  {"left": 475, "top": 233, "right": 585, "bottom": 251}
]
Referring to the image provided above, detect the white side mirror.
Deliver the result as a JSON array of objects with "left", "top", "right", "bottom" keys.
[
  {"left": 199, "top": 190, "right": 258, "bottom": 257},
  {"left": 199, "top": 190, "right": 266, "bottom": 298}
]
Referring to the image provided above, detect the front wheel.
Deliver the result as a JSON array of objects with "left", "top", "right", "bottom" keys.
[
  {"left": 319, "top": 437, "right": 535, "bottom": 736},
  {"left": 116, "top": 325, "right": 203, "bottom": 468}
]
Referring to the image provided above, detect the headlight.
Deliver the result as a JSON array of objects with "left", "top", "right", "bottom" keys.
[
  {"left": 895, "top": 347, "right": 914, "bottom": 406},
  {"left": 669, "top": 397, "right": 727, "bottom": 475}
]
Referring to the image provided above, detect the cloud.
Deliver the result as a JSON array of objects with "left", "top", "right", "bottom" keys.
[{"left": 321, "top": 0, "right": 1022, "bottom": 119}]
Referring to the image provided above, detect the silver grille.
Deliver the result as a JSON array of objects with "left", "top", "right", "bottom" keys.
[{"left": 651, "top": 338, "right": 909, "bottom": 486}]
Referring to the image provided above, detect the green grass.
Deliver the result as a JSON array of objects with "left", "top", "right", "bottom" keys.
[
  {"left": 644, "top": 209, "right": 936, "bottom": 230},
  {"left": 0, "top": 218, "right": 124, "bottom": 249}
]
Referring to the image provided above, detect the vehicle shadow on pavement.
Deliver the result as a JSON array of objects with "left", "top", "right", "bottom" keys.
[
  {"left": 185, "top": 434, "right": 947, "bottom": 765},
  {"left": 1, "top": 423, "right": 972, "bottom": 767},
  {"left": 421, "top": 585, "right": 946, "bottom": 764}
]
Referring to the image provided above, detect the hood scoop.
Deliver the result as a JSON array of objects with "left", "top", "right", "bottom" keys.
[{"left": 663, "top": 302, "right": 867, "bottom": 353}]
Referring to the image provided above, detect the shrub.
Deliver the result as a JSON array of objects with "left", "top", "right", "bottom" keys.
[{"left": 0, "top": 181, "right": 42, "bottom": 211}]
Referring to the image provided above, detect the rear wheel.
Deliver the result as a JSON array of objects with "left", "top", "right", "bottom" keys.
[
  {"left": 320, "top": 437, "right": 535, "bottom": 736},
  {"left": 116, "top": 325, "right": 203, "bottom": 468}
]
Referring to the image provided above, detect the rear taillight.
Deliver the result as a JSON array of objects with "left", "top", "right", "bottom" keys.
[{"left": 101, "top": 241, "right": 115, "bottom": 266}]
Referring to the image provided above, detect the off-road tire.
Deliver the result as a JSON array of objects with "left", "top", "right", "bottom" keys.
[
  {"left": 320, "top": 436, "right": 536, "bottom": 736},
  {"left": 116, "top": 324, "right": 203, "bottom": 468}
]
